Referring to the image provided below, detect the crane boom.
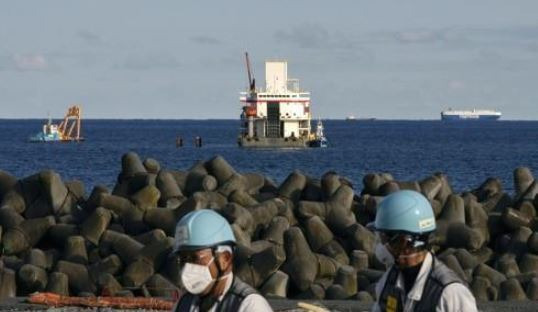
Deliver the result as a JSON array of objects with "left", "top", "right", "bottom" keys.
[{"left": 245, "top": 52, "right": 255, "bottom": 92}]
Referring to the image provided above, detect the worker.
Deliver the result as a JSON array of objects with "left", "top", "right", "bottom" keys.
[
  {"left": 194, "top": 136, "right": 203, "bottom": 147},
  {"left": 171, "top": 210, "right": 273, "bottom": 312},
  {"left": 176, "top": 136, "right": 183, "bottom": 148},
  {"left": 371, "top": 190, "right": 477, "bottom": 312}
]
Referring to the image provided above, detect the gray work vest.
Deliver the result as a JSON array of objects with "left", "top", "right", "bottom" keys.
[
  {"left": 379, "top": 255, "right": 465, "bottom": 312},
  {"left": 174, "top": 276, "right": 257, "bottom": 312}
]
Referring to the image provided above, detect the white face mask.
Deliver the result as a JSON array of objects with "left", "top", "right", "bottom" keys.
[
  {"left": 374, "top": 243, "right": 394, "bottom": 267},
  {"left": 180, "top": 257, "right": 215, "bottom": 295}
]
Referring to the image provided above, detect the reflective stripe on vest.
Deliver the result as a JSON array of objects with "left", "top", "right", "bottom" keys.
[
  {"left": 379, "top": 256, "right": 465, "bottom": 312},
  {"left": 174, "top": 276, "right": 257, "bottom": 312}
]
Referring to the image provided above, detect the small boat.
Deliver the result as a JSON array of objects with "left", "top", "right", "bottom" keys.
[
  {"left": 308, "top": 119, "right": 328, "bottom": 148},
  {"left": 29, "top": 105, "right": 84, "bottom": 142},
  {"left": 345, "top": 115, "right": 357, "bottom": 121}
]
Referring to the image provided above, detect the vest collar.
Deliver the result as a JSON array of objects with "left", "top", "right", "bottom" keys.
[
  {"left": 402, "top": 252, "right": 432, "bottom": 301},
  {"left": 217, "top": 272, "right": 234, "bottom": 302}
]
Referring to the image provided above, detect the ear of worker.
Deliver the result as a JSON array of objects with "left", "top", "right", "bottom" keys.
[{"left": 1, "top": 154, "right": 538, "bottom": 301}]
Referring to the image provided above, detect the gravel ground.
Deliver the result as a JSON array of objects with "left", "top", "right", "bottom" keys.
[{"left": 1, "top": 298, "right": 537, "bottom": 312}]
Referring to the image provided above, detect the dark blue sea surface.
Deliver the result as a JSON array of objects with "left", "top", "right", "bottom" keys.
[{"left": 0, "top": 119, "right": 537, "bottom": 194}]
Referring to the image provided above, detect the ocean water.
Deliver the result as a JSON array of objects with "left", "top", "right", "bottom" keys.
[{"left": 0, "top": 119, "right": 537, "bottom": 194}]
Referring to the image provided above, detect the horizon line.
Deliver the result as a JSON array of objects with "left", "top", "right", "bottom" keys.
[{"left": 1, "top": 118, "right": 537, "bottom": 121}]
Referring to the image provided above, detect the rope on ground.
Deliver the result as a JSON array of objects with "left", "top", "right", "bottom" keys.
[{"left": 28, "top": 292, "right": 174, "bottom": 310}]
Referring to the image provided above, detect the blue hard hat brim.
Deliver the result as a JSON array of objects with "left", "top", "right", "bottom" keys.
[
  {"left": 371, "top": 227, "right": 434, "bottom": 236},
  {"left": 173, "top": 240, "right": 236, "bottom": 253}
]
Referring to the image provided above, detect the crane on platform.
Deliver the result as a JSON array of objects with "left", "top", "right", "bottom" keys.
[
  {"left": 245, "top": 52, "right": 256, "bottom": 92},
  {"left": 29, "top": 105, "right": 84, "bottom": 142}
]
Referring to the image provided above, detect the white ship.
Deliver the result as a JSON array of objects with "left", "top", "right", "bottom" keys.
[
  {"left": 441, "top": 108, "right": 501, "bottom": 121},
  {"left": 238, "top": 53, "right": 322, "bottom": 148}
]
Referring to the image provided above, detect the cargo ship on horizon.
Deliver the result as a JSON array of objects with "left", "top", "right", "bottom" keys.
[{"left": 441, "top": 108, "right": 501, "bottom": 121}]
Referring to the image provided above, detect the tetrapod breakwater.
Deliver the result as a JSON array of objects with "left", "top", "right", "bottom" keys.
[{"left": 0, "top": 152, "right": 537, "bottom": 305}]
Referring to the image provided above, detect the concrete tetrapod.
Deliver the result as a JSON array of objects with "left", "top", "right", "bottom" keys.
[
  {"left": 229, "top": 189, "right": 259, "bottom": 208},
  {"left": 184, "top": 171, "right": 217, "bottom": 196},
  {"left": 130, "top": 185, "right": 160, "bottom": 211},
  {"left": 143, "top": 158, "right": 161, "bottom": 174},
  {"left": 99, "top": 230, "right": 144, "bottom": 264},
  {"left": 526, "top": 277, "right": 538, "bottom": 300},
  {"left": 496, "top": 254, "right": 521, "bottom": 278},
  {"left": 134, "top": 229, "right": 167, "bottom": 246},
  {"left": 419, "top": 175, "right": 442, "bottom": 201},
  {"left": 303, "top": 216, "right": 333, "bottom": 252},
  {"left": 261, "top": 216, "right": 289, "bottom": 246},
  {"left": 250, "top": 243, "right": 287, "bottom": 288},
  {"left": 38, "top": 170, "right": 70, "bottom": 215},
  {"left": 88, "top": 254, "right": 123, "bottom": 281},
  {"left": 123, "top": 237, "right": 173, "bottom": 287},
  {"left": 506, "top": 227, "right": 533, "bottom": 258},
  {"left": 1, "top": 216, "right": 55, "bottom": 255},
  {"left": 0, "top": 188, "right": 26, "bottom": 215},
  {"left": 0, "top": 267, "right": 16, "bottom": 299},
  {"left": 519, "top": 253, "right": 538, "bottom": 274},
  {"left": 0, "top": 207, "right": 24, "bottom": 229},
  {"left": 55, "top": 260, "right": 96, "bottom": 295},
  {"left": 362, "top": 173, "right": 393, "bottom": 196},
  {"left": 278, "top": 171, "right": 307, "bottom": 203},
  {"left": 96, "top": 272, "right": 123, "bottom": 296},
  {"left": 145, "top": 273, "right": 179, "bottom": 297},
  {"left": 513, "top": 167, "right": 534, "bottom": 201},
  {"left": 120, "top": 152, "right": 147, "bottom": 180},
  {"left": 64, "top": 235, "right": 88, "bottom": 264},
  {"left": 500, "top": 278, "right": 527, "bottom": 300},
  {"left": 321, "top": 172, "right": 344, "bottom": 200},
  {"left": 205, "top": 155, "right": 237, "bottom": 186},
  {"left": 297, "top": 185, "right": 356, "bottom": 235},
  {"left": 259, "top": 270, "right": 289, "bottom": 298},
  {"left": 6, "top": 153, "right": 538, "bottom": 301},
  {"left": 45, "top": 272, "right": 69, "bottom": 295},
  {"left": 282, "top": 227, "right": 318, "bottom": 292},
  {"left": 471, "top": 276, "right": 493, "bottom": 301},
  {"left": 333, "top": 265, "right": 358, "bottom": 297},
  {"left": 249, "top": 198, "right": 285, "bottom": 235},
  {"left": 502, "top": 208, "right": 532, "bottom": 230},
  {"left": 221, "top": 203, "right": 254, "bottom": 236},
  {"left": 17, "top": 263, "right": 48, "bottom": 293},
  {"left": 156, "top": 170, "right": 184, "bottom": 208},
  {"left": 24, "top": 248, "right": 48, "bottom": 270},
  {"left": 439, "top": 194, "right": 466, "bottom": 224},
  {"left": 350, "top": 250, "right": 369, "bottom": 272},
  {"left": 81, "top": 207, "right": 112, "bottom": 245}
]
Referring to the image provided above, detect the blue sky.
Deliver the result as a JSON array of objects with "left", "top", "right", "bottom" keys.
[{"left": 1, "top": 0, "right": 537, "bottom": 119}]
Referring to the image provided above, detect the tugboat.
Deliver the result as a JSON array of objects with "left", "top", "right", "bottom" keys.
[
  {"left": 308, "top": 119, "right": 328, "bottom": 148},
  {"left": 29, "top": 105, "right": 84, "bottom": 142},
  {"left": 238, "top": 53, "right": 324, "bottom": 148}
]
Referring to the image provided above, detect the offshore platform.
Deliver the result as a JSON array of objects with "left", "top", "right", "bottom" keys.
[{"left": 238, "top": 53, "right": 326, "bottom": 148}]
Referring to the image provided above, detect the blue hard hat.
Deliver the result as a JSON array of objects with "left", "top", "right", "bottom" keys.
[
  {"left": 374, "top": 190, "right": 436, "bottom": 234},
  {"left": 173, "top": 209, "right": 236, "bottom": 252}
]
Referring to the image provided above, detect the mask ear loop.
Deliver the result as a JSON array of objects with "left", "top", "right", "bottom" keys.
[
  {"left": 211, "top": 248, "right": 223, "bottom": 278},
  {"left": 197, "top": 250, "right": 220, "bottom": 300},
  {"left": 213, "top": 247, "right": 233, "bottom": 281}
]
